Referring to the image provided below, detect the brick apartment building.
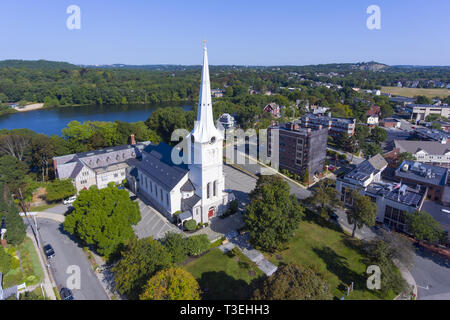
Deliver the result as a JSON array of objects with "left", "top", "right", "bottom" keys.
[
  {"left": 267, "top": 121, "right": 328, "bottom": 178},
  {"left": 300, "top": 113, "right": 356, "bottom": 137}
]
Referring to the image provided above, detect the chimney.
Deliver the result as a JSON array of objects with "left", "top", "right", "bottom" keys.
[{"left": 130, "top": 134, "right": 136, "bottom": 145}]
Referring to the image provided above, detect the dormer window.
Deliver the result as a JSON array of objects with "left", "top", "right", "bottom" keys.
[{"left": 210, "top": 136, "right": 216, "bottom": 144}]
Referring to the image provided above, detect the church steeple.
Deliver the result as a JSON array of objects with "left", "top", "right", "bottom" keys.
[{"left": 190, "top": 41, "right": 221, "bottom": 144}]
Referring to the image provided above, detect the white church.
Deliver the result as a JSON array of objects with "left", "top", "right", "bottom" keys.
[{"left": 126, "top": 43, "right": 234, "bottom": 226}]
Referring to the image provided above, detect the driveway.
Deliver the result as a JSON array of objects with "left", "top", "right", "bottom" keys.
[{"left": 33, "top": 218, "right": 109, "bottom": 300}]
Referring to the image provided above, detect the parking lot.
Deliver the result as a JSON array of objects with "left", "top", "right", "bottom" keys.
[
  {"left": 421, "top": 200, "right": 450, "bottom": 233},
  {"left": 133, "top": 196, "right": 182, "bottom": 240}
]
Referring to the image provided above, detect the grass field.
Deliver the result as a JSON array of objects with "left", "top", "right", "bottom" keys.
[
  {"left": 3, "top": 237, "right": 44, "bottom": 288},
  {"left": 382, "top": 86, "right": 449, "bottom": 98},
  {"left": 263, "top": 211, "right": 396, "bottom": 300},
  {"left": 184, "top": 248, "right": 264, "bottom": 300}
]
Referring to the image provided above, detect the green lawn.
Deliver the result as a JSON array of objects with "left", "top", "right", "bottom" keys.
[
  {"left": 3, "top": 237, "right": 44, "bottom": 288},
  {"left": 184, "top": 248, "right": 264, "bottom": 300},
  {"left": 263, "top": 212, "right": 396, "bottom": 300}
]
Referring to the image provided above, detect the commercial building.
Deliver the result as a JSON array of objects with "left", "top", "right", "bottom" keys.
[
  {"left": 405, "top": 104, "right": 450, "bottom": 122},
  {"left": 413, "top": 127, "right": 450, "bottom": 143},
  {"left": 380, "top": 118, "right": 401, "bottom": 128},
  {"left": 395, "top": 160, "right": 450, "bottom": 204},
  {"left": 267, "top": 121, "right": 328, "bottom": 178},
  {"left": 336, "top": 154, "right": 427, "bottom": 232},
  {"left": 300, "top": 113, "right": 356, "bottom": 136}
]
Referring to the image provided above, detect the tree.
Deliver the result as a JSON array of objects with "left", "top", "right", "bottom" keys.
[
  {"left": 185, "top": 234, "right": 210, "bottom": 256},
  {"left": 45, "top": 179, "right": 76, "bottom": 202},
  {"left": 415, "top": 95, "right": 433, "bottom": 105},
  {"left": 362, "top": 142, "right": 382, "bottom": 158},
  {"left": 245, "top": 175, "right": 304, "bottom": 252},
  {"left": 252, "top": 264, "right": 331, "bottom": 300},
  {"left": 113, "top": 237, "right": 173, "bottom": 299},
  {"left": 370, "top": 126, "right": 387, "bottom": 144},
  {"left": 63, "top": 183, "right": 141, "bottom": 259},
  {"left": 0, "top": 133, "right": 31, "bottom": 161},
  {"left": 0, "top": 155, "right": 28, "bottom": 195},
  {"left": 310, "top": 179, "right": 341, "bottom": 217},
  {"left": 398, "top": 152, "right": 415, "bottom": 163},
  {"left": 30, "top": 134, "right": 55, "bottom": 181},
  {"left": 145, "top": 107, "right": 191, "bottom": 143},
  {"left": 346, "top": 191, "right": 377, "bottom": 237},
  {"left": 162, "top": 232, "right": 188, "bottom": 265},
  {"left": 0, "top": 183, "right": 26, "bottom": 245},
  {"left": 406, "top": 210, "right": 444, "bottom": 243},
  {"left": 140, "top": 267, "right": 201, "bottom": 300},
  {"left": 364, "top": 239, "right": 408, "bottom": 294},
  {"left": 355, "top": 124, "right": 370, "bottom": 147}
]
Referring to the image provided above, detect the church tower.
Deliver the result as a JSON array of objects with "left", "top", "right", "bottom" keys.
[{"left": 188, "top": 42, "right": 225, "bottom": 223}]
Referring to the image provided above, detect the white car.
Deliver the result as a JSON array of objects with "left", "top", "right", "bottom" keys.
[
  {"left": 63, "top": 196, "right": 77, "bottom": 205},
  {"left": 441, "top": 209, "right": 450, "bottom": 214}
]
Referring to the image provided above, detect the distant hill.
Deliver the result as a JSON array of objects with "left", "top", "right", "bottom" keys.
[{"left": 0, "top": 59, "right": 77, "bottom": 70}]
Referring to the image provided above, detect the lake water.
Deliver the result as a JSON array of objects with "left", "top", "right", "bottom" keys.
[{"left": 0, "top": 102, "right": 193, "bottom": 136}]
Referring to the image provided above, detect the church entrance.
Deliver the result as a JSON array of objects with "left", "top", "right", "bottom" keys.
[{"left": 208, "top": 207, "right": 215, "bottom": 219}]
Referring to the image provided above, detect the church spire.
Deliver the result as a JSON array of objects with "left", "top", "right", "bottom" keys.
[{"left": 191, "top": 41, "right": 221, "bottom": 143}]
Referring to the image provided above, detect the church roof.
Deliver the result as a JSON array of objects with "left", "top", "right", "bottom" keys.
[
  {"left": 181, "top": 179, "right": 195, "bottom": 192},
  {"left": 128, "top": 143, "right": 189, "bottom": 191},
  {"left": 181, "top": 194, "right": 201, "bottom": 212}
]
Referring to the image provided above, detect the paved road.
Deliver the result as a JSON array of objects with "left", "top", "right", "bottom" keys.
[
  {"left": 410, "top": 245, "right": 450, "bottom": 300},
  {"left": 421, "top": 200, "right": 450, "bottom": 233},
  {"left": 32, "top": 218, "right": 109, "bottom": 300}
]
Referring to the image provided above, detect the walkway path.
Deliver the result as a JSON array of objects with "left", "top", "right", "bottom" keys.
[
  {"left": 218, "top": 231, "right": 277, "bottom": 276},
  {"left": 25, "top": 232, "right": 57, "bottom": 300}
]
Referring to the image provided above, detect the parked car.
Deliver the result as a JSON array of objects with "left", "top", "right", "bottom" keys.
[
  {"left": 43, "top": 244, "right": 55, "bottom": 259},
  {"left": 60, "top": 287, "right": 74, "bottom": 300},
  {"left": 117, "top": 186, "right": 125, "bottom": 190},
  {"left": 441, "top": 209, "right": 450, "bottom": 214},
  {"left": 63, "top": 196, "right": 77, "bottom": 205}
]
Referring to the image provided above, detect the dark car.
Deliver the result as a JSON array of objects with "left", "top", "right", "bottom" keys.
[
  {"left": 43, "top": 244, "right": 55, "bottom": 259},
  {"left": 117, "top": 186, "right": 125, "bottom": 190},
  {"left": 60, "top": 288, "right": 74, "bottom": 300},
  {"left": 329, "top": 212, "right": 339, "bottom": 221}
]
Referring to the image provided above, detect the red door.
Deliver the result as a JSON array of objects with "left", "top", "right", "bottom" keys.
[{"left": 208, "top": 209, "right": 214, "bottom": 219}]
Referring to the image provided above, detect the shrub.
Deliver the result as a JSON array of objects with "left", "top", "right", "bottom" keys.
[
  {"left": 184, "top": 219, "right": 197, "bottom": 232},
  {"left": 185, "top": 234, "right": 210, "bottom": 256},
  {"left": 0, "top": 248, "right": 12, "bottom": 274}
]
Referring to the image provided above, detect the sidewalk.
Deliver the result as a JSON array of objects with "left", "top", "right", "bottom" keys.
[
  {"left": 26, "top": 232, "right": 57, "bottom": 300},
  {"left": 219, "top": 231, "right": 278, "bottom": 276}
]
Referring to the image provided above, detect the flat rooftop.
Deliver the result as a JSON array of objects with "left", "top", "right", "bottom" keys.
[
  {"left": 365, "top": 182, "right": 425, "bottom": 208},
  {"left": 395, "top": 160, "right": 448, "bottom": 187}
]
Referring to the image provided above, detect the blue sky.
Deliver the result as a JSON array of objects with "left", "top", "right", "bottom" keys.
[{"left": 0, "top": 0, "right": 449, "bottom": 66}]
